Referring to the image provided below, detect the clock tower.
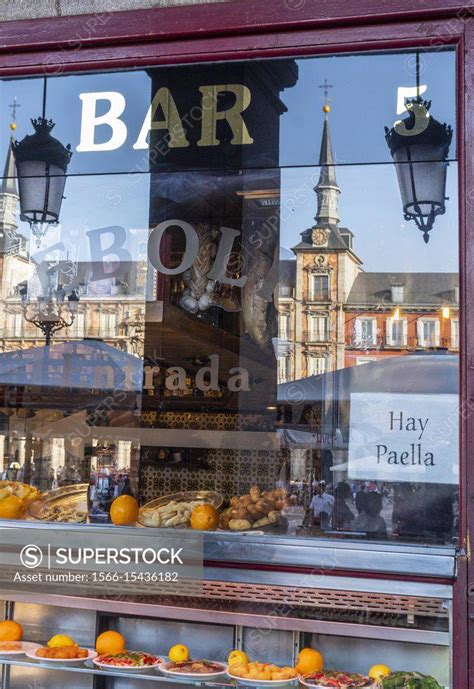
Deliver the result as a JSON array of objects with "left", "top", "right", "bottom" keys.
[{"left": 285, "top": 98, "right": 362, "bottom": 380}]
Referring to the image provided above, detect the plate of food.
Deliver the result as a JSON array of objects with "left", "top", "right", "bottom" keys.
[
  {"left": 27, "top": 484, "right": 88, "bottom": 523},
  {"left": 0, "top": 641, "right": 41, "bottom": 656},
  {"left": 228, "top": 661, "right": 299, "bottom": 686},
  {"left": 219, "top": 486, "right": 287, "bottom": 531},
  {"left": 26, "top": 646, "right": 97, "bottom": 664},
  {"left": 93, "top": 651, "right": 164, "bottom": 673},
  {"left": 300, "top": 671, "right": 374, "bottom": 689},
  {"left": 139, "top": 490, "right": 223, "bottom": 528},
  {"left": 160, "top": 659, "right": 228, "bottom": 680}
]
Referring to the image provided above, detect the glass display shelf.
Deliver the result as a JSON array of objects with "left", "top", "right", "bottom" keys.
[
  {"left": 0, "top": 519, "right": 457, "bottom": 578},
  {"left": 0, "top": 657, "right": 237, "bottom": 686}
]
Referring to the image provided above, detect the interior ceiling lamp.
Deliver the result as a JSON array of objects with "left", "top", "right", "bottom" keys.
[
  {"left": 385, "top": 52, "right": 453, "bottom": 243},
  {"left": 12, "top": 77, "right": 72, "bottom": 247}
]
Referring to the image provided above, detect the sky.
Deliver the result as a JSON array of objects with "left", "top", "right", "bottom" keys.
[{"left": 0, "top": 47, "right": 459, "bottom": 274}]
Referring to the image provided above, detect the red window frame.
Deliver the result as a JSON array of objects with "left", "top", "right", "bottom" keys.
[{"left": 0, "top": 2, "right": 470, "bottom": 686}]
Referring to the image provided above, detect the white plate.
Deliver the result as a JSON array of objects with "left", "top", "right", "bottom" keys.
[
  {"left": 0, "top": 642, "right": 41, "bottom": 656},
  {"left": 25, "top": 648, "right": 97, "bottom": 664},
  {"left": 228, "top": 673, "right": 300, "bottom": 687},
  {"left": 93, "top": 655, "right": 164, "bottom": 673},
  {"left": 160, "top": 660, "right": 228, "bottom": 680}
]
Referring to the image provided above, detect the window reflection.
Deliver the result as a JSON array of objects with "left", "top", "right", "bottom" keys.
[{"left": 0, "top": 47, "right": 460, "bottom": 545}]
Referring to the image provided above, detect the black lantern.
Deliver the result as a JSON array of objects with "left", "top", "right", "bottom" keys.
[
  {"left": 385, "top": 97, "right": 452, "bottom": 243},
  {"left": 12, "top": 114, "right": 72, "bottom": 245}
]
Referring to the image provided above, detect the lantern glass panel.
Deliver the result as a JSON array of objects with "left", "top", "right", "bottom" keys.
[
  {"left": 16, "top": 160, "right": 66, "bottom": 224},
  {"left": 393, "top": 144, "right": 449, "bottom": 218}
]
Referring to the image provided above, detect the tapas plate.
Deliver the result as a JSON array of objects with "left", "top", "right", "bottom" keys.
[
  {"left": 299, "top": 673, "right": 374, "bottom": 689},
  {"left": 228, "top": 673, "right": 300, "bottom": 687},
  {"left": 27, "top": 484, "right": 88, "bottom": 523},
  {"left": 93, "top": 652, "right": 164, "bottom": 673},
  {"left": 139, "top": 490, "right": 223, "bottom": 528},
  {"left": 160, "top": 659, "right": 228, "bottom": 680},
  {"left": 0, "top": 641, "right": 41, "bottom": 656},
  {"left": 25, "top": 648, "right": 97, "bottom": 664}
]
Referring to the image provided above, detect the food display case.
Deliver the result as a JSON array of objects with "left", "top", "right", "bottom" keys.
[{"left": 0, "top": 3, "right": 471, "bottom": 689}]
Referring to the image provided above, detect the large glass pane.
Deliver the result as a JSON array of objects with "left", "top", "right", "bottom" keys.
[{"left": 0, "top": 47, "right": 459, "bottom": 548}]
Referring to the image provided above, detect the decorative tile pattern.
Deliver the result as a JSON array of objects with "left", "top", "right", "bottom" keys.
[{"left": 139, "top": 411, "right": 285, "bottom": 503}]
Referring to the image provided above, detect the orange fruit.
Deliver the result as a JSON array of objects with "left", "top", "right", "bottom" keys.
[
  {"left": 110, "top": 495, "right": 139, "bottom": 526},
  {"left": 0, "top": 496, "right": 25, "bottom": 520},
  {"left": 190, "top": 504, "right": 219, "bottom": 531},
  {"left": 95, "top": 630, "right": 126, "bottom": 655},
  {"left": 0, "top": 621, "right": 23, "bottom": 642},
  {"left": 295, "top": 648, "right": 324, "bottom": 675}
]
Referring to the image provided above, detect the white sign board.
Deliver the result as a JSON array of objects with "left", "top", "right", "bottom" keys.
[{"left": 348, "top": 393, "right": 458, "bottom": 485}]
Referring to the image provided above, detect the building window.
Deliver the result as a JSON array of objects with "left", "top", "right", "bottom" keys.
[
  {"left": 278, "top": 313, "right": 291, "bottom": 340},
  {"left": 279, "top": 285, "right": 293, "bottom": 298},
  {"left": 7, "top": 312, "right": 23, "bottom": 337},
  {"left": 310, "top": 274, "right": 330, "bottom": 301},
  {"left": 354, "top": 317, "right": 377, "bottom": 348},
  {"left": 308, "top": 315, "right": 328, "bottom": 342},
  {"left": 100, "top": 312, "right": 118, "bottom": 337},
  {"left": 417, "top": 318, "right": 440, "bottom": 347},
  {"left": 278, "top": 356, "right": 291, "bottom": 383},
  {"left": 70, "top": 312, "right": 85, "bottom": 338},
  {"left": 307, "top": 355, "right": 327, "bottom": 376},
  {"left": 391, "top": 285, "right": 405, "bottom": 303},
  {"left": 451, "top": 318, "right": 459, "bottom": 349},
  {"left": 386, "top": 317, "right": 407, "bottom": 346}
]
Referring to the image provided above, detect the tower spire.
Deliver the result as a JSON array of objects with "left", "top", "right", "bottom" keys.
[
  {"left": 1, "top": 98, "right": 19, "bottom": 195},
  {"left": 314, "top": 80, "right": 340, "bottom": 226}
]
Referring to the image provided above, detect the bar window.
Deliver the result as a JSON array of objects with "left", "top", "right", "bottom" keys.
[
  {"left": 417, "top": 318, "right": 440, "bottom": 347},
  {"left": 354, "top": 317, "right": 377, "bottom": 348},
  {"left": 278, "top": 355, "right": 291, "bottom": 383},
  {"left": 451, "top": 317, "right": 459, "bottom": 349},
  {"left": 278, "top": 313, "right": 291, "bottom": 340},
  {"left": 307, "top": 355, "right": 328, "bottom": 376},
  {"left": 310, "top": 274, "right": 330, "bottom": 301},
  {"left": 386, "top": 317, "right": 407, "bottom": 346},
  {"left": 308, "top": 314, "right": 328, "bottom": 342}
]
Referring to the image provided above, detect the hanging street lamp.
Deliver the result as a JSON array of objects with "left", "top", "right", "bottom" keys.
[
  {"left": 21, "top": 286, "right": 80, "bottom": 346},
  {"left": 385, "top": 54, "right": 453, "bottom": 243},
  {"left": 11, "top": 78, "right": 72, "bottom": 247}
]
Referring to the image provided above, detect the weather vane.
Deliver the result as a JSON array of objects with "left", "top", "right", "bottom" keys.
[
  {"left": 8, "top": 97, "right": 20, "bottom": 138},
  {"left": 318, "top": 78, "right": 334, "bottom": 114}
]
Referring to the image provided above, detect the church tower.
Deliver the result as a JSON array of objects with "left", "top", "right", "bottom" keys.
[
  {"left": 289, "top": 88, "right": 362, "bottom": 379},
  {"left": 0, "top": 104, "right": 29, "bottom": 314},
  {"left": 314, "top": 102, "right": 341, "bottom": 228},
  {"left": 0, "top": 120, "right": 19, "bottom": 249}
]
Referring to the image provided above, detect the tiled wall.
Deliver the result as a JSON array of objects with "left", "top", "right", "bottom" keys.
[{"left": 139, "top": 411, "right": 285, "bottom": 503}]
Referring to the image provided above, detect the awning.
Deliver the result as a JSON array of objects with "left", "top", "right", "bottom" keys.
[
  {"left": 278, "top": 354, "right": 458, "bottom": 404},
  {"left": 0, "top": 339, "right": 143, "bottom": 392}
]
